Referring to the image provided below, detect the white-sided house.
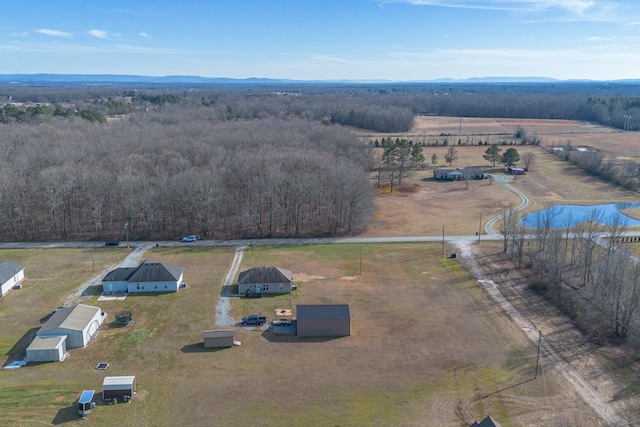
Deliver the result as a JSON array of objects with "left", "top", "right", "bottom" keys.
[
  {"left": 0, "top": 260, "right": 25, "bottom": 297},
  {"left": 102, "top": 260, "right": 184, "bottom": 294},
  {"left": 26, "top": 335, "right": 68, "bottom": 362},
  {"left": 36, "top": 304, "right": 105, "bottom": 349},
  {"left": 237, "top": 266, "right": 294, "bottom": 296}
]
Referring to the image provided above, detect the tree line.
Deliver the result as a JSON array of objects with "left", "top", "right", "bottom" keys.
[
  {"left": 3, "top": 81, "right": 640, "bottom": 132},
  {"left": 501, "top": 206, "right": 640, "bottom": 349},
  {"left": 0, "top": 111, "right": 374, "bottom": 241}
]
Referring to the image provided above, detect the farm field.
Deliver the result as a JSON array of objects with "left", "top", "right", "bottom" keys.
[
  {"left": 361, "top": 117, "right": 640, "bottom": 237},
  {"left": 2, "top": 117, "right": 640, "bottom": 426},
  {"left": 0, "top": 244, "right": 608, "bottom": 426}
]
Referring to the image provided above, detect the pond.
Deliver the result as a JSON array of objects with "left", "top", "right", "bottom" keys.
[{"left": 519, "top": 202, "right": 640, "bottom": 229}]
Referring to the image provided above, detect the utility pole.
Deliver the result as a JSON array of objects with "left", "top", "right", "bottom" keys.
[
  {"left": 359, "top": 245, "right": 363, "bottom": 274},
  {"left": 534, "top": 330, "right": 543, "bottom": 379},
  {"left": 442, "top": 225, "right": 445, "bottom": 256},
  {"left": 124, "top": 222, "right": 130, "bottom": 248},
  {"left": 478, "top": 212, "right": 483, "bottom": 244},
  {"left": 91, "top": 246, "right": 95, "bottom": 271}
]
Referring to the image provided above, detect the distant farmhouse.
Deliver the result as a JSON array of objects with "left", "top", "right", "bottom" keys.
[
  {"left": 433, "top": 167, "right": 485, "bottom": 180},
  {"left": 507, "top": 166, "right": 526, "bottom": 175},
  {"left": 237, "top": 266, "right": 294, "bottom": 296},
  {"left": 27, "top": 304, "right": 106, "bottom": 362},
  {"left": 102, "top": 260, "right": 184, "bottom": 293},
  {"left": 0, "top": 260, "right": 25, "bottom": 297}
]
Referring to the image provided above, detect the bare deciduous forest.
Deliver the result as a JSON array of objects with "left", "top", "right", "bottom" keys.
[{"left": 2, "top": 82, "right": 640, "bottom": 242}]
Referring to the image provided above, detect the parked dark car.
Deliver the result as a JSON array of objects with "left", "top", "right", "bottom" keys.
[{"left": 105, "top": 240, "right": 120, "bottom": 246}]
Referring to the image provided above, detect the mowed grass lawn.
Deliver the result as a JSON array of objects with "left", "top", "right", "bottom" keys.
[{"left": 1, "top": 244, "right": 593, "bottom": 426}]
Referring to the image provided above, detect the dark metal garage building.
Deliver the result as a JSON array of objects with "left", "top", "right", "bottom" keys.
[
  {"left": 296, "top": 304, "right": 350, "bottom": 337},
  {"left": 203, "top": 329, "right": 235, "bottom": 348}
]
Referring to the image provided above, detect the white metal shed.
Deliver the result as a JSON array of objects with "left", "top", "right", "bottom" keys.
[{"left": 26, "top": 336, "right": 67, "bottom": 362}]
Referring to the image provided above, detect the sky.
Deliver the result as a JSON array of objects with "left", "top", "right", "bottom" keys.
[{"left": 2, "top": 0, "right": 640, "bottom": 81}]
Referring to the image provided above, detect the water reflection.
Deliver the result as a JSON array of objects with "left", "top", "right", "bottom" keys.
[{"left": 519, "top": 203, "right": 640, "bottom": 229}]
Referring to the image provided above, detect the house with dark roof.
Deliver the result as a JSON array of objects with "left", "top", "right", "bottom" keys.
[
  {"left": 470, "top": 415, "right": 502, "bottom": 427},
  {"left": 296, "top": 304, "right": 350, "bottom": 337},
  {"left": 0, "top": 260, "right": 25, "bottom": 297},
  {"left": 237, "top": 266, "right": 294, "bottom": 296},
  {"left": 102, "top": 260, "right": 184, "bottom": 293},
  {"left": 434, "top": 167, "right": 484, "bottom": 180}
]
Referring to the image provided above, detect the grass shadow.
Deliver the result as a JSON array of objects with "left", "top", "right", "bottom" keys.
[
  {"left": 180, "top": 343, "right": 231, "bottom": 353},
  {"left": 476, "top": 377, "right": 536, "bottom": 400},
  {"left": 3, "top": 326, "right": 38, "bottom": 364},
  {"left": 261, "top": 329, "right": 345, "bottom": 343},
  {"left": 82, "top": 284, "right": 103, "bottom": 296},
  {"left": 51, "top": 405, "right": 79, "bottom": 425}
]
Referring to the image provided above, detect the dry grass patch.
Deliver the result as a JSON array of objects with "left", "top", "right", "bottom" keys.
[{"left": 0, "top": 244, "right": 604, "bottom": 426}]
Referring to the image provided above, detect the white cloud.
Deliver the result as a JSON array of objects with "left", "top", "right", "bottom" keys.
[
  {"left": 384, "top": 0, "right": 595, "bottom": 13},
  {"left": 36, "top": 29, "right": 72, "bottom": 38},
  {"left": 381, "top": 0, "right": 640, "bottom": 22},
  {"left": 138, "top": 32, "right": 151, "bottom": 38},
  {"left": 586, "top": 35, "right": 617, "bottom": 41},
  {"left": 88, "top": 29, "right": 108, "bottom": 39}
]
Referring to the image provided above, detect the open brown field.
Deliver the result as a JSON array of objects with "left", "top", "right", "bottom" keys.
[
  {"left": 362, "top": 145, "right": 640, "bottom": 237},
  {"left": 0, "top": 244, "right": 606, "bottom": 426},
  {"left": 361, "top": 117, "right": 640, "bottom": 237}
]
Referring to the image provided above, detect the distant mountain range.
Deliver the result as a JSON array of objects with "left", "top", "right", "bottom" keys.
[{"left": 0, "top": 73, "right": 639, "bottom": 85}]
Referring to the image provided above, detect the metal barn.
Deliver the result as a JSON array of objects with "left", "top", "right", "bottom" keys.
[
  {"left": 203, "top": 329, "right": 235, "bottom": 348},
  {"left": 37, "top": 304, "right": 105, "bottom": 349},
  {"left": 26, "top": 336, "right": 67, "bottom": 362},
  {"left": 102, "top": 376, "right": 136, "bottom": 400},
  {"left": 296, "top": 304, "right": 350, "bottom": 337}
]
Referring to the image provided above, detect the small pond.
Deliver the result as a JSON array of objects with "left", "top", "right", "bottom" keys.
[{"left": 519, "top": 202, "right": 640, "bottom": 229}]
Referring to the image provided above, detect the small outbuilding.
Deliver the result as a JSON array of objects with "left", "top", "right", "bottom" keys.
[
  {"left": 78, "top": 390, "right": 96, "bottom": 417},
  {"left": 203, "top": 329, "right": 235, "bottom": 348},
  {"left": 0, "top": 260, "right": 25, "bottom": 297},
  {"left": 296, "top": 304, "right": 350, "bottom": 337},
  {"left": 102, "top": 376, "right": 136, "bottom": 400},
  {"left": 37, "top": 304, "right": 105, "bottom": 349},
  {"left": 26, "top": 336, "right": 68, "bottom": 362},
  {"left": 237, "top": 266, "right": 294, "bottom": 296}
]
